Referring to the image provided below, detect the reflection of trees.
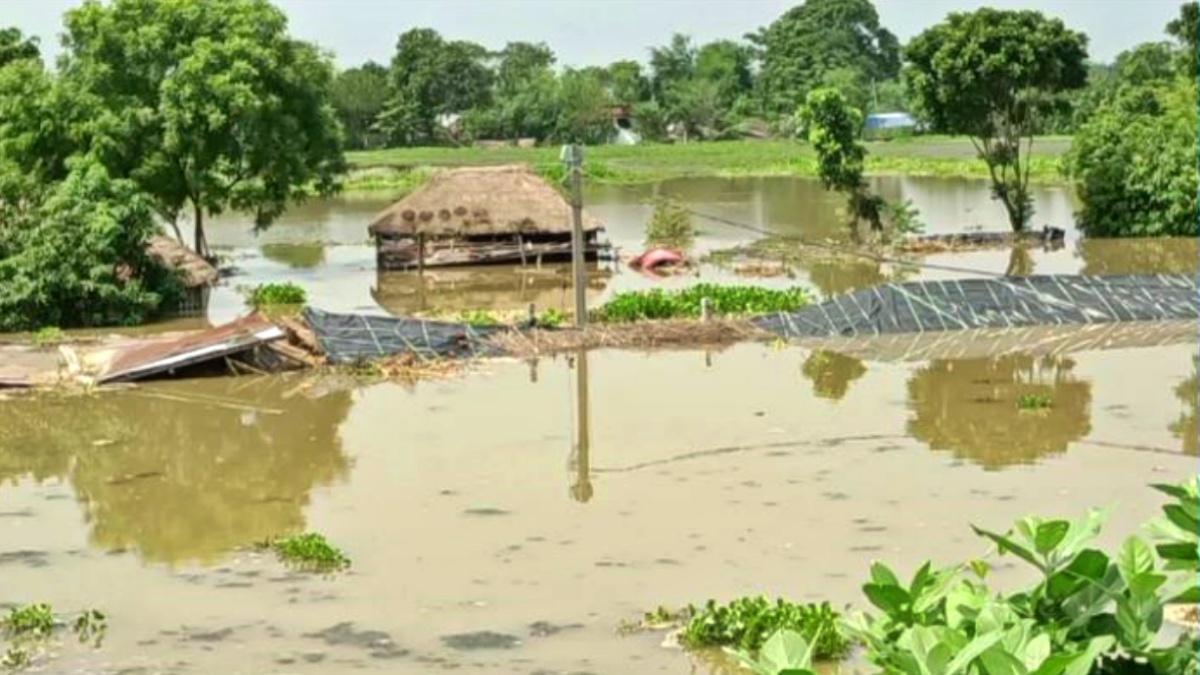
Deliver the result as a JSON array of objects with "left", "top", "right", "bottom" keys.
[
  {"left": 1003, "top": 245, "right": 1034, "bottom": 277},
  {"left": 801, "top": 350, "right": 867, "bottom": 401},
  {"left": 1171, "top": 356, "right": 1198, "bottom": 456},
  {"left": 261, "top": 243, "right": 326, "bottom": 268},
  {"left": 805, "top": 259, "right": 888, "bottom": 298},
  {"left": 0, "top": 379, "right": 352, "bottom": 564},
  {"left": 1079, "top": 238, "right": 1200, "bottom": 276},
  {"left": 906, "top": 355, "right": 1092, "bottom": 470}
]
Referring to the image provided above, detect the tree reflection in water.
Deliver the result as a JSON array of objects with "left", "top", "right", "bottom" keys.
[
  {"left": 0, "top": 378, "right": 352, "bottom": 565},
  {"left": 906, "top": 354, "right": 1092, "bottom": 470},
  {"left": 801, "top": 350, "right": 867, "bottom": 401},
  {"left": 1170, "top": 356, "right": 1198, "bottom": 456}
]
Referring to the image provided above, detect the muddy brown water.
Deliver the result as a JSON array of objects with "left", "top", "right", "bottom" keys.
[
  {"left": 1, "top": 341, "right": 1196, "bottom": 673},
  {"left": 1, "top": 176, "right": 1197, "bottom": 673},
  {"left": 196, "top": 176, "right": 1198, "bottom": 322}
]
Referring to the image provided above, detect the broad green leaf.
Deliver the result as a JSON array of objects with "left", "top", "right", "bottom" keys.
[
  {"left": 1022, "top": 633, "right": 1051, "bottom": 671},
  {"left": 1155, "top": 541, "right": 1199, "bottom": 563},
  {"left": 1150, "top": 481, "right": 1195, "bottom": 502},
  {"left": 1046, "top": 549, "right": 1108, "bottom": 599},
  {"left": 1163, "top": 503, "right": 1200, "bottom": 534},
  {"left": 1055, "top": 507, "right": 1111, "bottom": 559},
  {"left": 1127, "top": 571, "right": 1167, "bottom": 599},
  {"left": 1030, "top": 636, "right": 1115, "bottom": 675},
  {"left": 871, "top": 561, "right": 902, "bottom": 588},
  {"left": 1117, "top": 537, "right": 1156, "bottom": 587},
  {"left": 978, "top": 648, "right": 1028, "bottom": 675},
  {"left": 1034, "top": 520, "right": 1070, "bottom": 555},
  {"left": 910, "top": 561, "right": 934, "bottom": 594},
  {"left": 913, "top": 567, "right": 960, "bottom": 615},
  {"left": 945, "top": 631, "right": 1004, "bottom": 675},
  {"left": 972, "top": 525, "right": 1043, "bottom": 572},
  {"left": 864, "top": 583, "right": 911, "bottom": 617}
]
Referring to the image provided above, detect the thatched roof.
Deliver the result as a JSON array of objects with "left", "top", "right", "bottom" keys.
[
  {"left": 146, "top": 236, "right": 218, "bottom": 288},
  {"left": 368, "top": 165, "right": 603, "bottom": 237}
]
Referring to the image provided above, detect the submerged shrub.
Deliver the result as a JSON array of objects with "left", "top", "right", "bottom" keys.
[
  {"left": 644, "top": 197, "right": 694, "bottom": 249},
  {"left": 247, "top": 282, "right": 307, "bottom": 307},
  {"left": 593, "top": 283, "right": 809, "bottom": 322},
  {"left": 681, "top": 597, "right": 848, "bottom": 659}
]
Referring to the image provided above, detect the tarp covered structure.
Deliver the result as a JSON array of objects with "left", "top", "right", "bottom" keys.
[
  {"left": 304, "top": 308, "right": 502, "bottom": 364},
  {"left": 754, "top": 274, "right": 1200, "bottom": 339}
]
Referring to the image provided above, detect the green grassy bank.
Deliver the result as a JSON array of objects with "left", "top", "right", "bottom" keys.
[{"left": 343, "top": 136, "right": 1073, "bottom": 192}]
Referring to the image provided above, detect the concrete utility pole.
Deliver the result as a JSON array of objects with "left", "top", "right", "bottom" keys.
[{"left": 561, "top": 144, "right": 587, "bottom": 328}]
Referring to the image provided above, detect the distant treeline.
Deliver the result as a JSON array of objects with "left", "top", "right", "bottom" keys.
[{"left": 329, "top": 0, "right": 1186, "bottom": 149}]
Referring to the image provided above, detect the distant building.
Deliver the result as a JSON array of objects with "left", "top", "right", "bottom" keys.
[{"left": 865, "top": 112, "right": 918, "bottom": 132}]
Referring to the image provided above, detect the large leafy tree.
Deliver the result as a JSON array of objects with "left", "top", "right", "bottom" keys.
[
  {"left": 554, "top": 68, "right": 613, "bottom": 144},
  {"left": 904, "top": 9, "right": 1088, "bottom": 232},
  {"left": 377, "top": 28, "right": 492, "bottom": 147},
  {"left": 1065, "top": 4, "right": 1198, "bottom": 238},
  {"left": 649, "top": 33, "right": 696, "bottom": 100},
  {"left": 0, "top": 156, "right": 177, "bottom": 331},
  {"left": 695, "top": 40, "right": 754, "bottom": 110},
  {"left": 607, "top": 60, "right": 650, "bottom": 105},
  {"left": 799, "top": 88, "right": 884, "bottom": 236},
  {"left": 0, "top": 27, "right": 40, "bottom": 68},
  {"left": 755, "top": 0, "right": 899, "bottom": 114},
  {"left": 332, "top": 62, "right": 389, "bottom": 150},
  {"left": 59, "top": 0, "right": 345, "bottom": 257},
  {"left": 1167, "top": 1, "right": 1199, "bottom": 79},
  {"left": 495, "top": 41, "right": 555, "bottom": 95}
]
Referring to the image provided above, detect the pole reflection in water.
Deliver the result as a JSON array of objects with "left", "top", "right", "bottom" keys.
[{"left": 569, "top": 349, "right": 593, "bottom": 503}]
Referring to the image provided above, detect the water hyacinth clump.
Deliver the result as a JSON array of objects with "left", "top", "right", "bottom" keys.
[
  {"left": 593, "top": 284, "right": 809, "bottom": 323},
  {"left": 269, "top": 533, "right": 351, "bottom": 572}
]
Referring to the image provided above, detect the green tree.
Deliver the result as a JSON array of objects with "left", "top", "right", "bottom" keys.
[
  {"left": 1066, "top": 79, "right": 1198, "bottom": 237},
  {"left": 495, "top": 41, "right": 555, "bottom": 94},
  {"left": 649, "top": 33, "right": 696, "bottom": 99},
  {"left": 332, "top": 62, "right": 389, "bottom": 150},
  {"left": 60, "top": 0, "right": 345, "bottom": 257},
  {"left": 904, "top": 9, "right": 1088, "bottom": 232},
  {"left": 0, "top": 156, "right": 178, "bottom": 331},
  {"left": 555, "top": 68, "right": 613, "bottom": 144},
  {"left": 1115, "top": 42, "right": 1180, "bottom": 84},
  {"left": 695, "top": 40, "right": 753, "bottom": 108},
  {"left": 799, "top": 87, "right": 883, "bottom": 235},
  {"left": 1167, "top": 1, "right": 1199, "bottom": 79},
  {"left": 0, "top": 60, "right": 93, "bottom": 186},
  {"left": 0, "top": 27, "right": 40, "bottom": 68},
  {"left": 664, "top": 78, "right": 724, "bottom": 141},
  {"left": 377, "top": 28, "right": 492, "bottom": 146},
  {"left": 607, "top": 60, "right": 650, "bottom": 105},
  {"left": 755, "top": 0, "right": 899, "bottom": 115}
]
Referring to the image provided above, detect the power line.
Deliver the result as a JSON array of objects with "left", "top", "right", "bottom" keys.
[{"left": 677, "top": 205, "right": 1013, "bottom": 279}]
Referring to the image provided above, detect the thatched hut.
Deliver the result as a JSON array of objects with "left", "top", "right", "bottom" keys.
[
  {"left": 146, "top": 235, "right": 218, "bottom": 316},
  {"left": 367, "top": 165, "right": 610, "bottom": 271}
]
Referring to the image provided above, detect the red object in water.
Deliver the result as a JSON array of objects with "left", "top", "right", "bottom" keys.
[{"left": 630, "top": 248, "right": 685, "bottom": 270}]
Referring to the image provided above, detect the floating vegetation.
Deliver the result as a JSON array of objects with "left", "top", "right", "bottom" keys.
[
  {"left": 268, "top": 533, "right": 351, "bottom": 572},
  {"left": 680, "top": 597, "right": 848, "bottom": 659},
  {"left": 593, "top": 284, "right": 809, "bottom": 323},
  {"left": 1016, "top": 392, "right": 1053, "bottom": 410},
  {"left": 32, "top": 327, "right": 65, "bottom": 348},
  {"left": 246, "top": 282, "right": 308, "bottom": 308},
  {"left": 1, "top": 605, "right": 54, "bottom": 638}
]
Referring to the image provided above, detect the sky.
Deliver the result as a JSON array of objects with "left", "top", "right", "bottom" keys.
[{"left": 6, "top": 0, "right": 1186, "bottom": 68}]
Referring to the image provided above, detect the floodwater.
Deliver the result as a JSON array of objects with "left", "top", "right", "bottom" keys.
[
  {"left": 198, "top": 175, "right": 1199, "bottom": 322},
  {"left": 0, "top": 342, "right": 1196, "bottom": 673},
  {"left": 2, "top": 175, "right": 1197, "bottom": 673}
]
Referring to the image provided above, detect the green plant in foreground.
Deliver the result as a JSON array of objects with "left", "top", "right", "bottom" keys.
[
  {"left": 1, "top": 604, "right": 54, "bottom": 638},
  {"left": 247, "top": 282, "right": 308, "bottom": 308},
  {"left": 536, "top": 308, "right": 566, "bottom": 328},
  {"left": 458, "top": 310, "right": 502, "bottom": 327},
  {"left": 593, "top": 284, "right": 809, "bottom": 323},
  {"left": 1017, "top": 392, "right": 1053, "bottom": 410},
  {"left": 682, "top": 597, "right": 848, "bottom": 659},
  {"left": 842, "top": 484, "right": 1200, "bottom": 675},
  {"left": 269, "top": 533, "right": 350, "bottom": 571},
  {"left": 1147, "top": 477, "right": 1199, "bottom": 603},
  {"left": 732, "top": 629, "right": 819, "bottom": 675},
  {"left": 31, "top": 327, "right": 65, "bottom": 347}
]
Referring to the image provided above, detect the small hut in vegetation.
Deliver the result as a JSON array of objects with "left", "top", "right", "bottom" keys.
[
  {"left": 367, "top": 165, "right": 610, "bottom": 271},
  {"left": 146, "top": 235, "right": 218, "bottom": 316}
]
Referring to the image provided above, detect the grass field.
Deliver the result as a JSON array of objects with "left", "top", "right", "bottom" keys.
[{"left": 344, "top": 136, "right": 1074, "bottom": 191}]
